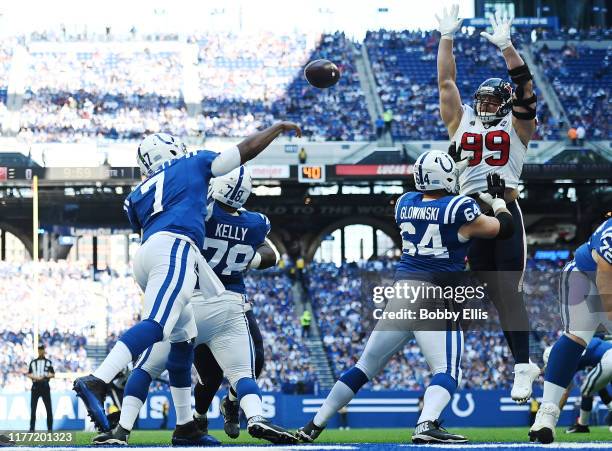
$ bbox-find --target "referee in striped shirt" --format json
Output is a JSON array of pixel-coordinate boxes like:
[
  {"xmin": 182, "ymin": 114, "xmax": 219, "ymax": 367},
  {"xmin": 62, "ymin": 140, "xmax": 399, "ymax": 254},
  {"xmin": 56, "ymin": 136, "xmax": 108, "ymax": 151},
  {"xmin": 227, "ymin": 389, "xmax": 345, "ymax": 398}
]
[{"xmin": 28, "ymin": 345, "xmax": 54, "ymax": 431}]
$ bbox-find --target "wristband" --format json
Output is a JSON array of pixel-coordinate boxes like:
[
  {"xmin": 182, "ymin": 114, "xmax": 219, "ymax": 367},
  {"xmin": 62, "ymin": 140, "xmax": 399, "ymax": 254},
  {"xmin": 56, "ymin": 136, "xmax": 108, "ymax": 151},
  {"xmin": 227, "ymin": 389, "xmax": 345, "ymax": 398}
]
[
  {"xmin": 248, "ymin": 252, "xmax": 262, "ymax": 269},
  {"xmin": 441, "ymin": 34, "xmax": 454, "ymax": 41},
  {"xmin": 491, "ymin": 198, "xmax": 507, "ymax": 215}
]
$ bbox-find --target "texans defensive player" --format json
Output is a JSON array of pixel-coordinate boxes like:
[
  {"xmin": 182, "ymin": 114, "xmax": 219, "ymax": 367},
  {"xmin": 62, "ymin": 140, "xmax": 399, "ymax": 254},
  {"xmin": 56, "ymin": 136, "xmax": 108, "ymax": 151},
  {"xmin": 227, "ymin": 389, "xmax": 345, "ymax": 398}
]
[
  {"xmin": 74, "ymin": 122, "xmax": 301, "ymax": 440},
  {"xmin": 298, "ymin": 150, "xmax": 515, "ymax": 444},
  {"xmin": 530, "ymin": 218, "xmax": 612, "ymax": 443},
  {"xmin": 542, "ymin": 337, "xmax": 612, "ymax": 434},
  {"xmin": 436, "ymin": 5, "xmax": 539, "ymax": 402},
  {"xmin": 93, "ymin": 167, "xmax": 296, "ymax": 446}
]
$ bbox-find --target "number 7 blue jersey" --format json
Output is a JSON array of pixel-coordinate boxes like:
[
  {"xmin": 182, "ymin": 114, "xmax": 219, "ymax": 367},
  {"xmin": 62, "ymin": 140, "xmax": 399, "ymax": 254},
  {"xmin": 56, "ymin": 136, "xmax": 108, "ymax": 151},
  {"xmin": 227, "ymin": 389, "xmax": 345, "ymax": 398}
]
[
  {"xmin": 394, "ymin": 192, "xmax": 481, "ymax": 277},
  {"xmin": 124, "ymin": 150, "xmax": 218, "ymax": 248}
]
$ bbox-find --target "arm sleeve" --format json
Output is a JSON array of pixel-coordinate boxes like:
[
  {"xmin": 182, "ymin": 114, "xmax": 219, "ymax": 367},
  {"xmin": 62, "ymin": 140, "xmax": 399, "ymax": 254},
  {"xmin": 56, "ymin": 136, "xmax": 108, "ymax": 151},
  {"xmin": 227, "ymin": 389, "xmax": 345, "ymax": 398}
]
[
  {"xmin": 210, "ymin": 146, "xmax": 241, "ymax": 177},
  {"xmin": 458, "ymin": 198, "xmax": 482, "ymax": 225},
  {"xmin": 123, "ymin": 198, "xmax": 140, "ymax": 232},
  {"xmin": 47, "ymin": 361, "xmax": 55, "ymax": 374},
  {"xmin": 596, "ymin": 229, "xmax": 612, "ymax": 265}
]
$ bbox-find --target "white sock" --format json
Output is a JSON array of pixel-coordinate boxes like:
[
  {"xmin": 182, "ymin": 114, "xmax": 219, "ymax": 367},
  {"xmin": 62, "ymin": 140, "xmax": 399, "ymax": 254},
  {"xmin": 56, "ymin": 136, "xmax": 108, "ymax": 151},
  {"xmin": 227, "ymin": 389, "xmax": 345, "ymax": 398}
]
[
  {"xmin": 313, "ymin": 381, "xmax": 354, "ymax": 428},
  {"xmin": 118, "ymin": 396, "xmax": 143, "ymax": 431},
  {"xmin": 228, "ymin": 389, "xmax": 237, "ymax": 402},
  {"xmin": 170, "ymin": 386, "xmax": 193, "ymax": 426},
  {"xmin": 93, "ymin": 341, "xmax": 132, "ymax": 384},
  {"xmin": 579, "ymin": 409, "xmax": 590, "ymax": 425},
  {"xmin": 542, "ymin": 381, "xmax": 567, "ymax": 406},
  {"xmin": 418, "ymin": 385, "xmax": 451, "ymax": 423},
  {"xmin": 240, "ymin": 394, "xmax": 263, "ymax": 419}
]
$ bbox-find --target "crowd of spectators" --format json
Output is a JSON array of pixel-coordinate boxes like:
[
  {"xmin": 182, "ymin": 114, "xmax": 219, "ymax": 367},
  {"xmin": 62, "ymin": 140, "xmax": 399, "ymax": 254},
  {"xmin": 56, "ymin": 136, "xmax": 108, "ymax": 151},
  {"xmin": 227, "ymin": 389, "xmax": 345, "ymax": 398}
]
[
  {"xmin": 534, "ymin": 43, "xmax": 611, "ymax": 140},
  {"xmin": 365, "ymin": 29, "xmax": 562, "ymax": 140},
  {"xmin": 0, "ymin": 261, "xmax": 313, "ymax": 394},
  {"xmin": 3, "ymin": 28, "xmax": 610, "ymax": 143},
  {"xmin": 306, "ymin": 257, "xmax": 568, "ymax": 391}
]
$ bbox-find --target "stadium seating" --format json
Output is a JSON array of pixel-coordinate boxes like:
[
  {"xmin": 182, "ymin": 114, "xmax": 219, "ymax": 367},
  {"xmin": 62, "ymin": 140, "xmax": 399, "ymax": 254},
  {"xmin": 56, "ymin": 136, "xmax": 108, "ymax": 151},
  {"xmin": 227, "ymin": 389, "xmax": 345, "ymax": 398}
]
[
  {"xmin": 534, "ymin": 44, "xmax": 611, "ymax": 139},
  {"xmin": 364, "ymin": 29, "xmax": 562, "ymax": 140},
  {"xmin": 305, "ymin": 259, "xmax": 565, "ymax": 391},
  {"xmin": 0, "ymin": 261, "xmax": 313, "ymax": 393}
]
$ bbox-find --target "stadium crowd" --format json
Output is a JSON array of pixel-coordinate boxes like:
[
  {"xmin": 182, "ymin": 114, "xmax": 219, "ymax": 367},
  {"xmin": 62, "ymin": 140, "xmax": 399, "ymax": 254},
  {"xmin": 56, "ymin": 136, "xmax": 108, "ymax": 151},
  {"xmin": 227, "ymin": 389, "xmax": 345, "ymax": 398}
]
[
  {"xmin": 364, "ymin": 29, "xmax": 562, "ymax": 140},
  {"xmin": 0, "ymin": 261, "xmax": 314, "ymax": 393},
  {"xmin": 10, "ymin": 29, "xmax": 603, "ymax": 143},
  {"xmin": 305, "ymin": 258, "xmax": 567, "ymax": 391}
]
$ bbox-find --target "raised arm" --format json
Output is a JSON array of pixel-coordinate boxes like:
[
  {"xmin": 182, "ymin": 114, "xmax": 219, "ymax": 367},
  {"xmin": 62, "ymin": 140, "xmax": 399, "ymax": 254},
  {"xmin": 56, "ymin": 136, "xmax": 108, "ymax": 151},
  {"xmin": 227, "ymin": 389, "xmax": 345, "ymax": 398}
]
[
  {"xmin": 249, "ymin": 242, "xmax": 279, "ymax": 270},
  {"xmin": 481, "ymin": 13, "xmax": 536, "ymax": 146},
  {"xmin": 436, "ymin": 4, "xmax": 464, "ymax": 137},
  {"xmin": 211, "ymin": 122, "xmax": 301, "ymax": 177}
]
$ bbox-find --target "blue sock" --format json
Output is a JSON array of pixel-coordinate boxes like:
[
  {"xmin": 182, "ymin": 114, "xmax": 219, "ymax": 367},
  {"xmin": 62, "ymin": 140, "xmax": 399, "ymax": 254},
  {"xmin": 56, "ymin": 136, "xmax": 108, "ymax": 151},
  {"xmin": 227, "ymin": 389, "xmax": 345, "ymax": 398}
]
[
  {"xmin": 430, "ymin": 373, "xmax": 458, "ymax": 395},
  {"xmin": 166, "ymin": 341, "xmax": 194, "ymax": 388},
  {"xmin": 339, "ymin": 367, "xmax": 369, "ymax": 394},
  {"xmin": 123, "ymin": 368, "xmax": 152, "ymax": 402},
  {"xmin": 120, "ymin": 320, "xmax": 163, "ymax": 358},
  {"xmin": 545, "ymin": 335, "xmax": 585, "ymax": 388},
  {"xmin": 236, "ymin": 377, "xmax": 261, "ymax": 400}
]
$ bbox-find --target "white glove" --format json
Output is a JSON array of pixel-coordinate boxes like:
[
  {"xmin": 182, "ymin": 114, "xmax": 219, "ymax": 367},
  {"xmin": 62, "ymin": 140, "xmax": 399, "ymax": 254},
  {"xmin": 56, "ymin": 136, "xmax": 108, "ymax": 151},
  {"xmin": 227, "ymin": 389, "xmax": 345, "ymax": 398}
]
[
  {"xmin": 480, "ymin": 11, "xmax": 514, "ymax": 50},
  {"xmin": 478, "ymin": 192, "xmax": 506, "ymax": 214},
  {"xmin": 435, "ymin": 4, "xmax": 463, "ymax": 40}
]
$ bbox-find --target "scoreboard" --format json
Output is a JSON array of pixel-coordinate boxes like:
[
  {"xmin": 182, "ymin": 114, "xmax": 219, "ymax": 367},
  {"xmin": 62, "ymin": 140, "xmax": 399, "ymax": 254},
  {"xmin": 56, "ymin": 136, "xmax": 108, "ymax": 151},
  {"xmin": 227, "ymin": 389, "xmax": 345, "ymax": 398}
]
[{"xmin": 298, "ymin": 165, "xmax": 326, "ymax": 183}]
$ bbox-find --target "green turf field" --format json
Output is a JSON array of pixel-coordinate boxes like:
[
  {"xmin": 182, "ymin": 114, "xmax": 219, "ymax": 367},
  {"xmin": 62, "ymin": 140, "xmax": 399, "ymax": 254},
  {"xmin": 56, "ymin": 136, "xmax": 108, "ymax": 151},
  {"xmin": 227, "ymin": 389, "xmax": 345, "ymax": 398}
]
[{"xmin": 71, "ymin": 427, "xmax": 611, "ymax": 445}]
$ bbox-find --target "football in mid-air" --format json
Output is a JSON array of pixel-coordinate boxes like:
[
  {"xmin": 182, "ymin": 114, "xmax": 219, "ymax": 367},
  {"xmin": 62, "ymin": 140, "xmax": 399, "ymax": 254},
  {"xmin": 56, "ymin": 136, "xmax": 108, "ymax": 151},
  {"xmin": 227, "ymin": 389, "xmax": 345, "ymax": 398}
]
[{"xmin": 304, "ymin": 59, "xmax": 340, "ymax": 88}]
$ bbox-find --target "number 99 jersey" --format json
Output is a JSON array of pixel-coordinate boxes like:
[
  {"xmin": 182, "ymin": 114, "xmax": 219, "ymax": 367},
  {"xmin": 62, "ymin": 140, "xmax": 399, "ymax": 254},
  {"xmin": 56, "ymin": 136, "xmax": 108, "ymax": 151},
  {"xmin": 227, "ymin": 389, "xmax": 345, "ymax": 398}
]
[
  {"xmin": 452, "ymin": 105, "xmax": 527, "ymax": 196},
  {"xmin": 201, "ymin": 201, "xmax": 271, "ymax": 294},
  {"xmin": 394, "ymin": 192, "xmax": 481, "ymax": 279}
]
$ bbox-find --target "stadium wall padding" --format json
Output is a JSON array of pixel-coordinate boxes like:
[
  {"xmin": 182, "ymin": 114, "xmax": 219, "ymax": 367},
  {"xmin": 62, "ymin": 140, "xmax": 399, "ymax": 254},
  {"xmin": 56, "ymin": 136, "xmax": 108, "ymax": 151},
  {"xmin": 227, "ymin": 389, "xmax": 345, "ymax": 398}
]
[{"xmin": 0, "ymin": 389, "xmax": 597, "ymax": 430}]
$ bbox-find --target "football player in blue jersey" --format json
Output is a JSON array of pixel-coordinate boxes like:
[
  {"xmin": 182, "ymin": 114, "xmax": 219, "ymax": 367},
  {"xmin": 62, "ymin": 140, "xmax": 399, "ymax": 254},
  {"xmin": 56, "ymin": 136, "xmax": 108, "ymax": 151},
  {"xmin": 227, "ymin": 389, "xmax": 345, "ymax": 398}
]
[
  {"xmin": 92, "ymin": 167, "xmax": 297, "ymax": 445},
  {"xmin": 298, "ymin": 150, "xmax": 515, "ymax": 444},
  {"xmin": 74, "ymin": 123, "xmax": 301, "ymax": 441},
  {"xmin": 530, "ymin": 217, "xmax": 612, "ymax": 444},
  {"xmin": 541, "ymin": 337, "xmax": 612, "ymax": 434}
]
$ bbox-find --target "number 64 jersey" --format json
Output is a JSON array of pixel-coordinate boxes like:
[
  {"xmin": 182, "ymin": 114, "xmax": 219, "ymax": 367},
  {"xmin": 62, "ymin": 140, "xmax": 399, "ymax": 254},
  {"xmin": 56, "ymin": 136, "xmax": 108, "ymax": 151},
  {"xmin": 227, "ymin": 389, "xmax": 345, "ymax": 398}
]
[
  {"xmin": 394, "ymin": 191, "xmax": 481, "ymax": 279},
  {"xmin": 201, "ymin": 201, "xmax": 271, "ymax": 294},
  {"xmin": 452, "ymin": 105, "xmax": 527, "ymax": 196}
]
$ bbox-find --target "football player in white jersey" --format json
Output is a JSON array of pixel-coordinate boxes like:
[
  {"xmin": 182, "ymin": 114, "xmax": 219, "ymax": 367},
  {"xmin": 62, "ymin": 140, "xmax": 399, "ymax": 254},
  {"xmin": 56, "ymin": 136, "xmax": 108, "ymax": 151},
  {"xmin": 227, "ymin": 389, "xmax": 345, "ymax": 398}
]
[{"xmin": 436, "ymin": 5, "xmax": 539, "ymax": 403}]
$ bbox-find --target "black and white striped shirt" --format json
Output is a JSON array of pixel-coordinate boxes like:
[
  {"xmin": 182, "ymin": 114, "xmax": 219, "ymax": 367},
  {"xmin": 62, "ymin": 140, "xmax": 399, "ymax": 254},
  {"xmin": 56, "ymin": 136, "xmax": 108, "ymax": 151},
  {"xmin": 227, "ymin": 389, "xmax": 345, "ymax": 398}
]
[{"xmin": 28, "ymin": 358, "xmax": 54, "ymax": 389}]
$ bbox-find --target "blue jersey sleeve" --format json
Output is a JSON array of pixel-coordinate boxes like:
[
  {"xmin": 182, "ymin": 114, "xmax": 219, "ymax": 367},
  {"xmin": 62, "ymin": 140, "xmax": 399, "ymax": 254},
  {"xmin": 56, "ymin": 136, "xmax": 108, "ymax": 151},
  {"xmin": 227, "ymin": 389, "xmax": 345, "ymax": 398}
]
[
  {"xmin": 194, "ymin": 150, "xmax": 220, "ymax": 175},
  {"xmin": 450, "ymin": 196, "xmax": 481, "ymax": 226},
  {"xmin": 123, "ymin": 196, "xmax": 141, "ymax": 232},
  {"xmin": 596, "ymin": 224, "xmax": 612, "ymax": 265}
]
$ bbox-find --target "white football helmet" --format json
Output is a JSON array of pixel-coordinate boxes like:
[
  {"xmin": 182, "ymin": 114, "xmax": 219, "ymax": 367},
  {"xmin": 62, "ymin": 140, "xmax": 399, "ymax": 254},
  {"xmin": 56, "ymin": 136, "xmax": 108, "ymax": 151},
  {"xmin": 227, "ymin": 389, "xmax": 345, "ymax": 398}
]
[
  {"xmin": 137, "ymin": 133, "xmax": 187, "ymax": 177},
  {"xmin": 413, "ymin": 150, "xmax": 459, "ymax": 193},
  {"xmin": 209, "ymin": 166, "xmax": 252, "ymax": 209}
]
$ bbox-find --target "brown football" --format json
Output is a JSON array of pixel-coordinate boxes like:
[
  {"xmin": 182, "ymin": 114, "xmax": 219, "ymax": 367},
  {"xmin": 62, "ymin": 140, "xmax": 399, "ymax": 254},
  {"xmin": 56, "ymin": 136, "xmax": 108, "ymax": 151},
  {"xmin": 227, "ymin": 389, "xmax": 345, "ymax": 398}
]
[{"xmin": 304, "ymin": 59, "xmax": 340, "ymax": 89}]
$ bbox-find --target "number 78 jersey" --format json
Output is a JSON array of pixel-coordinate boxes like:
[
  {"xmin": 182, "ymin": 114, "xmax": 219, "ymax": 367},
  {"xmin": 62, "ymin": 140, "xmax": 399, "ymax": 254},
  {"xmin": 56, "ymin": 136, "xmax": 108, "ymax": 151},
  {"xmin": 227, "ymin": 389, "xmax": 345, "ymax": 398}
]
[
  {"xmin": 394, "ymin": 192, "xmax": 481, "ymax": 275},
  {"xmin": 201, "ymin": 201, "xmax": 271, "ymax": 294},
  {"xmin": 452, "ymin": 105, "xmax": 527, "ymax": 196}
]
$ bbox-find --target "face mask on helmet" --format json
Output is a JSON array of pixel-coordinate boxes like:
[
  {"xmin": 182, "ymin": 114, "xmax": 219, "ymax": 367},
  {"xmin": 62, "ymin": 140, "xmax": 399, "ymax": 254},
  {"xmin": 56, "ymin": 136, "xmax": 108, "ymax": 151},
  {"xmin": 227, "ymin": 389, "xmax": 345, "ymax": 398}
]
[
  {"xmin": 137, "ymin": 133, "xmax": 187, "ymax": 177},
  {"xmin": 210, "ymin": 166, "xmax": 253, "ymax": 209},
  {"xmin": 413, "ymin": 150, "xmax": 458, "ymax": 194},
  {"xmin": 473, "ymin": 79, "xmax": 513, "ymax": 126}
]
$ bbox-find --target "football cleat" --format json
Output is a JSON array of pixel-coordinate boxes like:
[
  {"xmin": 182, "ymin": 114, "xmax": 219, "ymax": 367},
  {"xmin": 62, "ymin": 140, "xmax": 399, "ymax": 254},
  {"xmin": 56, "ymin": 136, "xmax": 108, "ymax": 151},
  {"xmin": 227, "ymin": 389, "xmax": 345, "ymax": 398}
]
[
  {"xmin": 412, "ymin": 420, "xmax": 468, "ymax": 444},
  {"xmin": 92, "ymin": 425, "xmax": 130, "ymax": 446},
  {"xmin": 220, "ymin": 396, "xmax": 240, "ymax": 439},
  {"xmin": 566, "ymin": 423, "xmax": 590, "ymax": 433},
  {"xmin": 247, "ymin": 415, "xmax": 298, "ymax": 444},
  {"xmin": 0, "ymin": 434, "xmax": 15, "ymax": 447},
  {"xmin": 171, "ymin": 420, "xmax": 221, "ymax": 447},
  {"xmin": 297, "ymin": 420, "xmax": 325, "ymax": 442},
  {"xmin": 511, "ymin": 362, "xmax": 540, "ymax": 403},
  {"xmin": 529, "ymin": 402, "xmax": 560, "ymax": 444},
  {"xmin": 193, "ymin": 413, "xmax": 210, "ymax": 435},
  {"xmin": 73, "ymin": 375, "xmax": 111, "ymax": 432}
]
